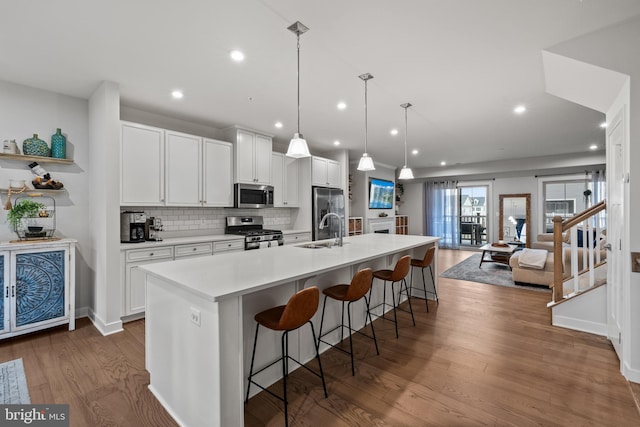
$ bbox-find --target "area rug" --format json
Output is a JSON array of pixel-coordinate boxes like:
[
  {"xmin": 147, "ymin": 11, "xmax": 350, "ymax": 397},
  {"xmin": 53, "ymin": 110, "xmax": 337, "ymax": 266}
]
[
  {"xmin": 440, "ymin": 253, "xmax": 550, "ymax": 292},
  {"xmin": 0, "ymin": 358, "xmax": 31, "ymax": 404}
]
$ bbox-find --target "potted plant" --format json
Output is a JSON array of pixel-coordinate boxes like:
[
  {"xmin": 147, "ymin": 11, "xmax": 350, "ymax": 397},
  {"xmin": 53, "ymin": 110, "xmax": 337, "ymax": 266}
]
[{"xmin": 6, "ymin": 199, "xmax": 46, "ymax": 231}]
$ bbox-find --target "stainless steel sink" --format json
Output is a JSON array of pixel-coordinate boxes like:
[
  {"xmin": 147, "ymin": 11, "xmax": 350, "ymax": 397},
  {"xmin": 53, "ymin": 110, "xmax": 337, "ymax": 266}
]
[{"xmin": 296, "ymin": 241, "xmax": 348, "ymax": 249}]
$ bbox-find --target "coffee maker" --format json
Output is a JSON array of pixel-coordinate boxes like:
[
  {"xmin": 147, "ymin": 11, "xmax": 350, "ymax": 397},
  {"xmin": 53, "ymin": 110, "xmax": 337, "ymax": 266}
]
[
  {"xmin": 145, "ymin": 217, "xmax": 163, "ymax": 241},
  {"xmin": 120, "ymin": 211, "xmax": 146, "ymax": 243}
]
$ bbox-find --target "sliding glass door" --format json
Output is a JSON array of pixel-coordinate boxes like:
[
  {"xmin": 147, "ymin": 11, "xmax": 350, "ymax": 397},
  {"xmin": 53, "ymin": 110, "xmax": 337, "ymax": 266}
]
[{"xmin": 458, "ymin": 185, "xmax": 488, "ymax": 247}]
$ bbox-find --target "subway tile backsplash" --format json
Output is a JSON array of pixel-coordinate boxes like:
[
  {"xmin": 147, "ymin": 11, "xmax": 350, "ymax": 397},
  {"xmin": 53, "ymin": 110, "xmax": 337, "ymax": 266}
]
[{"xmin": 122, "ymin": 207, "xmax": 292, "ymax": 234}]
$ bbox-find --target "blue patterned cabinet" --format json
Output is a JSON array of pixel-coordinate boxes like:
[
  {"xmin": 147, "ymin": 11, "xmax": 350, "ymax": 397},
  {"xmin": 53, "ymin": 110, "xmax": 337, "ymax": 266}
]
[{"xmin": 0, "ymin": 241, "xmax": 76, "ymax": 340}]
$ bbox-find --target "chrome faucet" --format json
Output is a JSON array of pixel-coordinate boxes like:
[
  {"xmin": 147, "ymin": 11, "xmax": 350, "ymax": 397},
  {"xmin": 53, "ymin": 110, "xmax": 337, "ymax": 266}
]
[{"xmin": 319, "ymin": 212, "xmax": 343, "ymax": 247}]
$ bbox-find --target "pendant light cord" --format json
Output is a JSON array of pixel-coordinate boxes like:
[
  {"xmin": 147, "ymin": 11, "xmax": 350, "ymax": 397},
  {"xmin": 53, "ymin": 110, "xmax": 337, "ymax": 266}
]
[
  {"xmin": 297, "ymin": 34, "xmax": 301, "ymax": 134},
  {"xmin": 404, "ymin": 106, "xmax": 408, "ymax": 166},
  {"xmin": 364, "ymin": 78, "xmax": 368, "ymax": 153}
]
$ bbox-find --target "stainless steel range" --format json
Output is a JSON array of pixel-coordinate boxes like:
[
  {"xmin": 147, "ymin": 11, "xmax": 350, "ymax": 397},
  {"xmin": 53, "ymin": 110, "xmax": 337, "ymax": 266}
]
[{"xmin": 225, "ymin": 216, "xmax": 284, "ymax": 250}]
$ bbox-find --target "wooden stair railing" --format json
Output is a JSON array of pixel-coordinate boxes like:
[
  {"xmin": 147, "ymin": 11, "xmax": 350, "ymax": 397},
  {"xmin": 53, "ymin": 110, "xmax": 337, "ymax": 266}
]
[{"xmin": 552, "ymin": 200, "xmax": 607, "ymax": 303}]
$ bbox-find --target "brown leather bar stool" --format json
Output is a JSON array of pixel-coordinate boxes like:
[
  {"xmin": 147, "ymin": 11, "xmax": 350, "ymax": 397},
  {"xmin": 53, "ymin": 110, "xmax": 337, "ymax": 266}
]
[
  {"xmin": 408, "ymin": 246, "xmax": 438, "ymax": 312},
  {"xmin": 317, "ymin": 268, "xmax": 379, "ymax": 376},
  {"xmin": 245, "ymin": 286, "xmax": 328, "ymax": 427},
  {"xmin": 369, "ymin": 255, "xmax": 415, "ymax": 339}
]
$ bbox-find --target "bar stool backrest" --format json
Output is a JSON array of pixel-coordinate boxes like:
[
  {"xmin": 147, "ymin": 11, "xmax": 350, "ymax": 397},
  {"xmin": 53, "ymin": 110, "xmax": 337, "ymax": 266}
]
[
  {"xmin": 390, "ymin": 255, "xmax": 411, "ymax": 281},
  {"xmin": 345, "ymin": 268, "xmax": 373, "ymax": 301},
  {"xmin": 416, "ymin": 247, "xmax": 435, "ymax": 268},
  {"xmin": 279, "ymin": 286, "xmax": 320, "ymax": 330}
]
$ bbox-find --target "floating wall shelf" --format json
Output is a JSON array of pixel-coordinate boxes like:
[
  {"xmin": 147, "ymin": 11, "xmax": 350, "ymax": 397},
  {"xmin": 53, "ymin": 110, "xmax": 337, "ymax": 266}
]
[{"xmin": 0, "ymin": 153, "xmax": 74, "ymax": 165}]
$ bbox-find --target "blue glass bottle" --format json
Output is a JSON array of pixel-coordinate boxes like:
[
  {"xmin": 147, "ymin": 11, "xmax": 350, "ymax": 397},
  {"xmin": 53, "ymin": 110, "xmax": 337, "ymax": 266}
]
[{"xmin": 51, "ymin": 128, "xmax": 66, "ymax": 159}]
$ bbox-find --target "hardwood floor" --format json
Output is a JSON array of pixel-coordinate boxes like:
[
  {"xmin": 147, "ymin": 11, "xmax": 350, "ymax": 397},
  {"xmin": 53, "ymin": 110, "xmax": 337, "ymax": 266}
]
[{"xmin": 1, "ymin": 249, "xmax": 638, "ymax": 426}]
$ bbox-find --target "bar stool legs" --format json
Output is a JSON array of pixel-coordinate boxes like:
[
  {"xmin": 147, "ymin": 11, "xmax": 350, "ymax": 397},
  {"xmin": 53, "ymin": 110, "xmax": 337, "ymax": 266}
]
[
  {"xmin": 245, "ymin": 287, "xmax": 327, "ymax": 427},
  {"xmin": 369, "ymin": 255, "xmax": 415, "ymax": 339},
  {"xmin": 317, "ymin": 268, "xmax": 379, "ymax": 376},
  {"xmin": 408, "ymin": 247, "xmax": 438, "ymax": 312}
]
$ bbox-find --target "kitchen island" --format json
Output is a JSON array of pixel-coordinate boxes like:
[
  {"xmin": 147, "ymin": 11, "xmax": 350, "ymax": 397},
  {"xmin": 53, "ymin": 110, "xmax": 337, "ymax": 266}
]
[{"xmin": 142, "ymin": 233, "xmax": 439, "ymax": 427}]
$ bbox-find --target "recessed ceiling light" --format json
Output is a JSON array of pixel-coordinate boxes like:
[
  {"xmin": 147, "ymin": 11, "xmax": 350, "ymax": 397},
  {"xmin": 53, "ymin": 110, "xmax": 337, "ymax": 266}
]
[
  {"xmin": 589, "ymin": 144, "xmax": 598, "ymax": 150},
  {"xmin": 230, "ymin": 50, "xmax": 245, "ymax": 62},
  {"xmin": 390, "ymin": 129, "xmax": 399, "ymax": 136},
  {"xmin": 171, "ymin": 90, "xmax": 184, "ymax": 99},
  {"xmin": 514, "ymin": 105, "xmax": 526, "ymax": 114},
  {"xmin": 333, "ymin": 140, "xmax": 340, "ymax": 146},
  {"xmin": 337, "ymin": 102, "xmax": 346, "ymax": 110},
  {"xmin": 274, "ymin": 122, "xmax": 283, "ymax": 128},
  {"xmin": 440, "ymin": 161, "xmax": 446, "ymax": 166},
  {"xmin": 411, "ymin": 149, "xmax": 418, "ymax": 155},
  {"xmin": 600, "ymin": 122, "xmax": 607, "ymax": 128}
]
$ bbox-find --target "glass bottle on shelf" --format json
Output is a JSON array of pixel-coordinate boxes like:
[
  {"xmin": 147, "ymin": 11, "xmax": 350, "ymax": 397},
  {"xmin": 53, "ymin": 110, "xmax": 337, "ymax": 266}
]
[{"xmin": 51, "ymin": 128, "xmax": 66, "ymax": 159}]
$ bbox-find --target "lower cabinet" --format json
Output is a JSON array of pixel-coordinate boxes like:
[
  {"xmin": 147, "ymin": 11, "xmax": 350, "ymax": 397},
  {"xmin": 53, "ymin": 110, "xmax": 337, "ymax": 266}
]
[
  {"xmin": 1, "ymin": 241, "xmax": 76, "ymax": 340},
  {"xmin": 283, "ymin": 232, "xmax": 312, "ymax": 245},
  {"xmin": 121, "ymin": 238, "xmax": 244, "ymax": 319}
]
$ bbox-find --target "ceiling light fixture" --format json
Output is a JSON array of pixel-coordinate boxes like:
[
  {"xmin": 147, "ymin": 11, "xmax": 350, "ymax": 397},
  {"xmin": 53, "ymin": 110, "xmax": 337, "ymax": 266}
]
[
  {"xmin": 412, "ymin": 149, "xmax": 418, "ymax": 155},
  {"xmin": 357, "ymin": 73, "xmax": 375, "ymax": 171},
  {"xmin": 286, "ymin": 21, "xmax": 311, "ymax": 158},
  {"xmin": 514, "ymin": 105, "xmax": 526, "ymax": 114},
  {"xmin": 171, "ymin": 90, "xmax": 184, "ymax": 99},
  {"xmin": 440, "ymin": 161, "xmax": 446, "ymax": 166},
  {"xmin": 390, "ymin": 129, "xmax": 399, "ymax": 136},
  {"xmin": 230, "ymin": 50, "xmax": 245, "ymax": 62},
  {"xmin": 589, "ymin": 144, "xmax": 598, "ymax": 150},
  {"xmin": 398, "ymin": 103, "xmax": 414, "ymax": 180},
  {"xmin": 600, "ymin": 122, "xmax": 608, "ymax": 128},
  {"xmin": 274, "ymin": 122, "xmax": 283, "ymax": 128},
  {"xmin": 337, "ymin": 102, "xmax": 347, "ymax": 110},
  {"xmin": 333, "ymin": 140, "xmax": 340, "ymax": 146}
]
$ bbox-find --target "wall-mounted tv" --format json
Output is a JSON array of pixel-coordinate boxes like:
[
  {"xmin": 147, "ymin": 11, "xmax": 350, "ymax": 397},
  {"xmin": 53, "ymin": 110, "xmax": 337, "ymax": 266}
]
[{"xmin": 369, "ymin": 178, "xmax": 395, "ymax": 209}]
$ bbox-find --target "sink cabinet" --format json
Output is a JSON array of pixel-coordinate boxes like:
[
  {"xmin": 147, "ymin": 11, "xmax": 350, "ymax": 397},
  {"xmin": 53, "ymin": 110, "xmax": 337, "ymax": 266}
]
[{"xmin": 0, "ymin": 241, "xmax": 76, "ymax": 340}]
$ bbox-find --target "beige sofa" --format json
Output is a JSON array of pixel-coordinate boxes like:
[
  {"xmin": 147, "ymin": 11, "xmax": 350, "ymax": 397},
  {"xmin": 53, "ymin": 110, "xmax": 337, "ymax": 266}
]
[{"xmin": 509, "ymin": 232, "xmax": 606, "ymax": 287}]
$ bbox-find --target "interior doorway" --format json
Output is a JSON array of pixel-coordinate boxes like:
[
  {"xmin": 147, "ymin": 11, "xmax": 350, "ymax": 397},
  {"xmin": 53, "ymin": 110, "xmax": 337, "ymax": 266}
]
[{"xmin": 458, "ymin": 185, "xmax": 488, "ymax": 247}]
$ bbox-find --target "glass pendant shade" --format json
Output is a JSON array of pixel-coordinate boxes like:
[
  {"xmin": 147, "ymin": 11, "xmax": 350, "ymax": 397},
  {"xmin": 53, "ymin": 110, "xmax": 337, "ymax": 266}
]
[
  {"xmin": 357, "ymin": 153, "xmax": 375, "ymax": 171},
  {"xmin": 286, "ymin": 133, "xmax": 310, "ymax": 158},
  {"xmin": 398, "ymin": 166, "xmax": 414, "ymax": 180}
]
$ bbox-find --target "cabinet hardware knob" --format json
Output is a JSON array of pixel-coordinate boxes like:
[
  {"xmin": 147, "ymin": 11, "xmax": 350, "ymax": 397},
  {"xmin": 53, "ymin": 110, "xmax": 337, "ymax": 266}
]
[
  {"xmin": 11, "ymin": 285, "xmax": 15, "ymax": 297},
  {"xmin": 150, "ymin": 253, "xmax": 154, "ymax": 256},
  {"xmin": 193, "ymin": 248, "xmax": 197, "ymax": 251}
]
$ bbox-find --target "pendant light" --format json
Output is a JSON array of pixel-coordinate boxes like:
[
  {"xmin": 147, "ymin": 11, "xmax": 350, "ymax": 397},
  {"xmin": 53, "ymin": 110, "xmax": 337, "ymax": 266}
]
[
  {"xmin": 357, "ymin": 73, "xmax": 375, "ymax": 171},
  {"xmin": 398, "ymin": 103, "xmax": 414, "ymax": 180},
  {"xmin": 286, "ymin": 21, "xmax": 311, "ymax": 158}
]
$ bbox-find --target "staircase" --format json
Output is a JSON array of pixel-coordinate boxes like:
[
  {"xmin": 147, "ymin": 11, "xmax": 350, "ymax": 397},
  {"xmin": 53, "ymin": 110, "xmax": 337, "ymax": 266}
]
[{"xmin": 546, "ymin": 200, "xmax": 608, "ymax": 335}]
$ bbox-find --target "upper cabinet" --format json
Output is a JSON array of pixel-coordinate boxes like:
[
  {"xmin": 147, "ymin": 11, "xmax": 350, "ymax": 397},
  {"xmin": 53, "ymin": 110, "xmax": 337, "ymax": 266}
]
[
  {"xmin": 121, "ymin": 122, "xmax": 233, "ymax": 207},
  {"xmin": 311, "ymin": 156, "xmax": 341, "ymax": 188},
  {"xmin": 121, "ymin": 122, "xmax": 165, "ymax": 206},
  {"xmin": 271, "ymin": 152, "xmax": 300, "ymax": 207},
  {"xmin": 226, "ymin": 127, "xmax": 272, "ymax": 185}
]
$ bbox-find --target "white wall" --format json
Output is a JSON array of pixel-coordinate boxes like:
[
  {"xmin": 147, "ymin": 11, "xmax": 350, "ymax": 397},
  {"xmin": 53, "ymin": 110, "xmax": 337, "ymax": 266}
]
[
  {"xmin": 398, "ymin": 182, "xmax": 424, "ymax": 235},
  {"xmin": 0, "ymin": 80, "xmax": 92, "ymax": 312}
]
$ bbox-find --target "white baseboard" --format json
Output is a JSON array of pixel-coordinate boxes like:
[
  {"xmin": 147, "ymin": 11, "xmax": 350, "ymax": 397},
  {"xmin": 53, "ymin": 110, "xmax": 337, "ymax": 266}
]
[
  {"xmin": 88, "ymin": 308, "xmax": 124, "ymax": 336},
  {"xmin": 623, "ymin": 360, "xmax": 640, "ymax": 384},
  {"xmin": 552, "ymin": 315, "xmax": 607, "ymax": 336}
]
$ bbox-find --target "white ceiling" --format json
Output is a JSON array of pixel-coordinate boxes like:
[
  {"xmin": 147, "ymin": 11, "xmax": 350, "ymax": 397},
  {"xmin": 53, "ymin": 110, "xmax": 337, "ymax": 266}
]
[{"xmin": 2, "ymin": 1, "xmax": 639, "ymax": 173}]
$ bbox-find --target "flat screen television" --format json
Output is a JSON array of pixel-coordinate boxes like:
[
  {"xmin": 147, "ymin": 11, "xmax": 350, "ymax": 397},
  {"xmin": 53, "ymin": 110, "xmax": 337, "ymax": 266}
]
[{"xmin": 369, "ymin": 178, "xmax": 395, "ymax": 209}]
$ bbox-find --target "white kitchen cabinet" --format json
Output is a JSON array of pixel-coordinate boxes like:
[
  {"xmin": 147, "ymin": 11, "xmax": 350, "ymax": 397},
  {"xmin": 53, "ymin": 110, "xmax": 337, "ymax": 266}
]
[
  {"xmin": 213, "ymin": 239, "xmax": 244, "ymax": 253},
  {"xmin": 271, "ymin": 153, "xmax": 300, "ymax": 207},
  {"xmin": 227, "ymin": 127, "xmax": 272, "ymax": 185},
  {"xmin": 283, "ymin": 232, "xmax": 311, "ymax": 245},
  {"xmin": 121, "ymin": 122, "xmax": 165, "ymax": 205},
  {"xmin": 202, "ymin": 139, "xmax": 234, "ymax": 207},
  {"xmin": 175, "ymin": 242, "xmax": 213, "ymax": 258},
  {"xmin": 165, "ymin": 130, "xmax": 202, "ymax": 206},
  {"xmin": 124, "ymin": 246, "xmax": 173, "ymax": 317},
  {"xmin": 1, "ymin": 241, "xmax": 76, "ymax": 340},
  {"xmin": 311, "ymin": 156, "xmax": 341, "ymax": 188}
]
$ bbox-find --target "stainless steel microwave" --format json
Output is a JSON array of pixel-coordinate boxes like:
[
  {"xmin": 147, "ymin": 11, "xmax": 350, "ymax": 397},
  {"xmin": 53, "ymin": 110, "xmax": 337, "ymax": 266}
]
[{"xmin": 234, "ymin": 183, "xmax": 274, "ymax": 208}]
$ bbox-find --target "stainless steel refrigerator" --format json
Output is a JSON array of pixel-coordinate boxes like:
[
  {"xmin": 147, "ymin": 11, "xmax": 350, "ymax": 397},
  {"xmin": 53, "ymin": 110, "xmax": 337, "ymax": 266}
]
[{"xmin": 312, "ymin": 187, "xmax": 345, "ymax": 241}]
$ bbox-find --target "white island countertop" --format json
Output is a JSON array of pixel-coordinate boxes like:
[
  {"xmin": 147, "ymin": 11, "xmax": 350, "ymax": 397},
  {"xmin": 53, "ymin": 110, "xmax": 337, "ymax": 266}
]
[{"xmin": 142, "ymin": 233, "xmax": 439, "ymax": 302}]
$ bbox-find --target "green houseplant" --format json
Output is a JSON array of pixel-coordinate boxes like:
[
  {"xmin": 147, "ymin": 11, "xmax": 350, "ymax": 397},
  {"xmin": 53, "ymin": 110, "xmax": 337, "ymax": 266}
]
[{"xmin": 7, "ymin": 199, "xmax": 46, "ymax": 231}]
